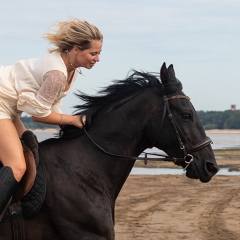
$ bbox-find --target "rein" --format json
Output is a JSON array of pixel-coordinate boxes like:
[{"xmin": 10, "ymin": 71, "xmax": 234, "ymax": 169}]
[{"xmin": 82, "ymin": 94, "xmax": 212, "ymax": 171}]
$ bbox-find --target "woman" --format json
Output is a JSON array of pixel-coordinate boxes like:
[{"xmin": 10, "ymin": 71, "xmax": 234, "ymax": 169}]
[{"xmin": 0, "ymin": 18, "xmax": 103, "ymax": 220}]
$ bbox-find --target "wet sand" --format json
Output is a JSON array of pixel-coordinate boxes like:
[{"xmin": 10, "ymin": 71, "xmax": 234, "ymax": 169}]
[{"xmin": 115, "ymin": 150, "xmax": 240, "ymax": 240}]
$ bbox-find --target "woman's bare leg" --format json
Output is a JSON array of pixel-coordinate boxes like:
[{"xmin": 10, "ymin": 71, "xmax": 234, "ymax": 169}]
[
  {"xmin": 13, "ymin": 118, "xmax": 26, "ymax": 137},
  {"xmin": 0, "ymin": 119, "xmax": 26, "ymax": 181}
]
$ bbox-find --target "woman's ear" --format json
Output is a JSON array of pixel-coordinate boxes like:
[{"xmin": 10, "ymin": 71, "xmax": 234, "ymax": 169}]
[{"xmin": 73, "ymin": 45, "xmax": 79, "ymax": 55}]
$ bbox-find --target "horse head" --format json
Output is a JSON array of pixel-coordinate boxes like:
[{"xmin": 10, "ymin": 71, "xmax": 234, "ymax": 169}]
[{"xmin": 150, "ymin": 62, "xmax": 219, "ymax": 182}]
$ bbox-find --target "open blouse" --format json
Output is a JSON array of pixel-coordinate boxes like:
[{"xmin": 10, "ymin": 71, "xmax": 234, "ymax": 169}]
[{"xmin": 0, "ymin": 51, "xmax": 77, "ymax": 119}]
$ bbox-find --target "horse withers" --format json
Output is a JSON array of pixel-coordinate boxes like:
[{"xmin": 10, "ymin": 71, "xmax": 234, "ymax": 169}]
[{"xmin": 0, "ymin": 63, "xmax": 219, "ymax": 240}]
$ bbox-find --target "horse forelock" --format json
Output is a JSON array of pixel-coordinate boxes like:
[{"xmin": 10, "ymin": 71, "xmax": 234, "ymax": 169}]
[{"xmin": 162, "ymin": 80, "xmax": 183, "ymax": 95}]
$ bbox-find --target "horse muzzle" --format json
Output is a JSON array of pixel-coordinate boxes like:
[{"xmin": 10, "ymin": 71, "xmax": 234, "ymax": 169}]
[{"xmin": 186, "ymin": 158, "xmax": 219, "ymax": 183}]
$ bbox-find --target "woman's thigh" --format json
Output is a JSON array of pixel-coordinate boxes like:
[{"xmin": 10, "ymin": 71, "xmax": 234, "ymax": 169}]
[{"xmin": 0, "ymin": 119, "xmax": 26, "ymax": 181}]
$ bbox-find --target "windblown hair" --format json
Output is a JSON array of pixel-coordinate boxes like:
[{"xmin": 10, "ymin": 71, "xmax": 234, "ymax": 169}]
[{"xmin": 43, "ymin": 18, "xmax": 103, "ymax": 53}]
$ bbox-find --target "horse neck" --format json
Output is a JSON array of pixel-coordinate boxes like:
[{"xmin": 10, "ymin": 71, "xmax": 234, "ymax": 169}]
[
  {"xmin": 91, "ymin": 90, "xmax": 158, "ymax": 157},
  {"xmin": 83, "ymin": 90, "xmax": 160, "ymax": 189}
]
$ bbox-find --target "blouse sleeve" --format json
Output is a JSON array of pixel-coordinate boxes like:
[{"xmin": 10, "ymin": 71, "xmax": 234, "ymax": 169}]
[
  {"xmin": 36, "ymin": 70, "xmax": 66, "ymax": 106},
  {"xmin": 17, "ymin": 70, "xmax": 66, "ymax": 117},
  {"xmin": 51, "ymin": 99, "xmax": 63, "ymax": 114}
]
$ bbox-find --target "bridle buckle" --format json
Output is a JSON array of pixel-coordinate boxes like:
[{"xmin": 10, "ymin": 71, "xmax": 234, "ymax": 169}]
[{"xmin": 183, "ymin": 154, "xmax": 194, "ymax": 171}]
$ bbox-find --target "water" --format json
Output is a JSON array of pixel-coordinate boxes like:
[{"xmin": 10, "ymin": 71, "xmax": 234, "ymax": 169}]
[
  {"xmin": 34, "ymin": 131, "xmax": 240, "ymax": 176},
  {"xmin": 35, "ymin": 131, "xmax": 240, "ymax": 150},
  {"xmin": 131, "ymin": 167, "xmax": 239, "ymax": 176},
  {"xmin": 35, "ymin": 131, "xmax": 58, "ymax": 142},
  {"xmin": 209, "ymin": 133, "xmax": 240, "ymax": 150}
]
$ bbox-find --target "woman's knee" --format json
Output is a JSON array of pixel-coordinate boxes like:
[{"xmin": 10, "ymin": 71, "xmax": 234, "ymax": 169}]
[{"xmin": 8, "ymin": 161, "xmax": 26, "ymax": 182}]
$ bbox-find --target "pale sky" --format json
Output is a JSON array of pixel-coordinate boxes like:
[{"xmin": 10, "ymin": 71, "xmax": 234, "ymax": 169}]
[{"xmin": 1, "ymin": 0, "xmax": 239, "ymax": 114}]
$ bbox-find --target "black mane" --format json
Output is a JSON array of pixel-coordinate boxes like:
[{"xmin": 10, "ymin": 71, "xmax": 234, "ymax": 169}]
[
  {"xmin": 59, "ymin": 70, "xmax": 182, "ymax": 138},
  {"xmin": 73, "ymin": 70, "xmax": 161, "ymax": 115}
]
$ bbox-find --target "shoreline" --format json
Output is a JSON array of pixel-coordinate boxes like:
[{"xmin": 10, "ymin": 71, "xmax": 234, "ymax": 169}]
[{"xmin": 32, "ymin": 128, "xmax": 59, "ymax": 133}]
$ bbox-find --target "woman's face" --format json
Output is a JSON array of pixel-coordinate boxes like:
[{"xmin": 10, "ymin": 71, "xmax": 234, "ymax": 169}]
[{"xmin": 75, "ymin": 40, "xmax": 103, "ymax": 69}]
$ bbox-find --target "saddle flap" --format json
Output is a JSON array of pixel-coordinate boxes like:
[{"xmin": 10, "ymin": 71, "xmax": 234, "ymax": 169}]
[{"xmin": 20, "ymin": 142, "xmax": 37, "ymax": 196}]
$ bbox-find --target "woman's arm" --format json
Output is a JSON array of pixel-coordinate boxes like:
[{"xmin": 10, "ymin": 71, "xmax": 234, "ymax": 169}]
[{"xmin": 32, "ymin": 112, "xmax": 86, "ymax": 128}]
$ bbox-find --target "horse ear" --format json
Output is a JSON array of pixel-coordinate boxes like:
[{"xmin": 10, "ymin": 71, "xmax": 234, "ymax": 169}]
[
  {"xmin": 160, "ymin": 62, "xmax": 182, "ymax": 93},
  {"xmin": 160, "ymin": 62, "xmax": 180, "ymax": 88},
  {"xmin": 168, "ymin": 64, "xmax": 176, "ymax": 79},
  {"xmin": 160, "ymin": 62, "xmax": 168, "ymax": 83}
]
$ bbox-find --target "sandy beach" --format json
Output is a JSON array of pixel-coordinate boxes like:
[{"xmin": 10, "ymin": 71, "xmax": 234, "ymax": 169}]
[
  {"xmin": 114, "ymin": 149, "xmax": 240, "ymax": 240},
  {"xmin": 206, "ymin": 129, "xmax": 240, "ymax": 134}
]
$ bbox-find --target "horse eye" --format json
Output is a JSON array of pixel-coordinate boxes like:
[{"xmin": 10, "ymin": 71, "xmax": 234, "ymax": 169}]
[{"xmin": 183, "ymin": 113, "xmax": 191, "ymax": 120}]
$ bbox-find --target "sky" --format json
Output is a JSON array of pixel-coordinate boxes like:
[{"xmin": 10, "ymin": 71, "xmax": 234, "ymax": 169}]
[{"xmin": 0, "ymin": 0, "xmax": 239, "ymax": 114}]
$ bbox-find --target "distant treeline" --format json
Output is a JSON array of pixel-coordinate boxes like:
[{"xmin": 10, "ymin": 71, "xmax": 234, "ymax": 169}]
[
  {"xmin": 197, "ymin": 110, "xmax": 240, "ymax": 130},
  {"xmin": 21, "ymin": 110, "xmax": 240, "ymax": 130},
  {"xmin": 20, "ymin": 116, "xmax": 59, "ymax": 130}
]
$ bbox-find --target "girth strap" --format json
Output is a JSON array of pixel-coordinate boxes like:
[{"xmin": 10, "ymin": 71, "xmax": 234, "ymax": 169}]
[{"xmin": 8, "ymin": 203, "xmax": 25, "ymax": 240}]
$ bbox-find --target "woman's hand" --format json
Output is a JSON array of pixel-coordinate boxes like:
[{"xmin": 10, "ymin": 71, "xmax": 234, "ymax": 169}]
[
  {"xmin": 32, "ymin": 112, "xmax": 87, "ymax": 128},
  {"xmin": 72, "ymin": 114, "xmax": 86, "ymax": 128}
]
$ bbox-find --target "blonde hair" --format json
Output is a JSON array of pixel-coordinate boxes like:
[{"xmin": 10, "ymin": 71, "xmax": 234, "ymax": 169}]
[{"xmin": 43, "ymin": 18, "xmax": 103, "ymax": 53}]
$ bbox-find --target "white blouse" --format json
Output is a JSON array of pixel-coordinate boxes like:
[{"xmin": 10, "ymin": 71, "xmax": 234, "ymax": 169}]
[{"xmin": 0, "ymin": 51, "xmax": 77, "ymax": 119}]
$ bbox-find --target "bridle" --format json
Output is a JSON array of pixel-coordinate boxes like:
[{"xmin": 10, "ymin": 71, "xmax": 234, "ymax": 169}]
[
  {"xmin": 82, "ymin": 94, "xmax": 212, "ymax": 171},
  {"xmin": 157, "ymin": 95, "xmax": 212, "ymax": 169}
]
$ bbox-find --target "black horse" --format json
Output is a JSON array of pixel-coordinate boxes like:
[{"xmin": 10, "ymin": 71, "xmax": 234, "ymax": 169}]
[{"xmin": 0, "ymin": 63, "xmax": 218, "ymax": 240}]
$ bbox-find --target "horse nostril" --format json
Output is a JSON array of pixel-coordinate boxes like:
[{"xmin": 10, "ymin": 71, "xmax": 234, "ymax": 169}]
[{"xmin": 206, "ymin": 162, "xmax": 219, "ymax": 174}]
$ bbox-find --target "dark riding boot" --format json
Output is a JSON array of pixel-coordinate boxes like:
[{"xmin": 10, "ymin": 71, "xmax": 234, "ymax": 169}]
[
  {"xmin": 0, "ymin": 166, "xmax": 19, "ymax": 221},
  {"xmin": 21, "ymin": 130, "xmax": 39, "ymax": 166}
]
